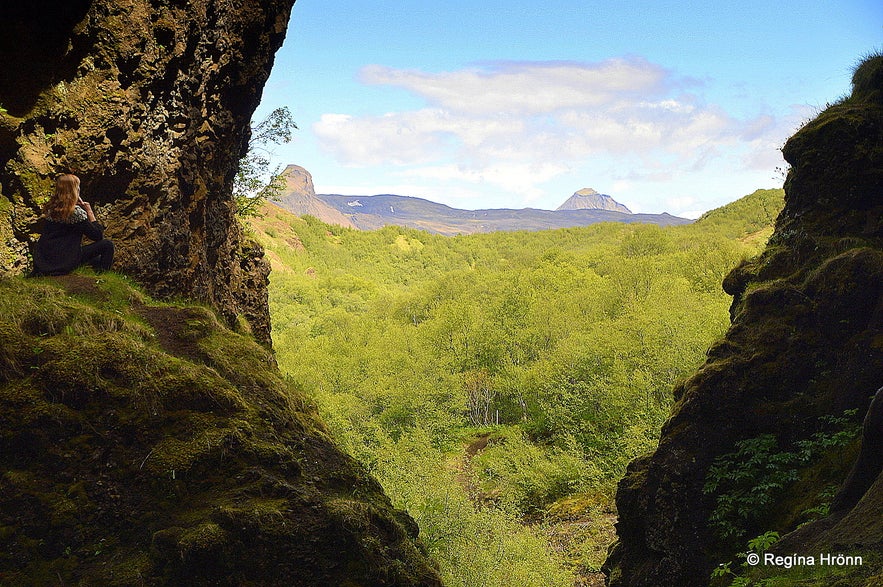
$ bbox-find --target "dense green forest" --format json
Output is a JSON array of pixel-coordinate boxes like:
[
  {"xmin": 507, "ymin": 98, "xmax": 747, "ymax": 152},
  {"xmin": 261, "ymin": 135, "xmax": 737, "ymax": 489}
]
[{"xmin": 249, "ymin": 189, "xmax": 784, "ymax": 586}]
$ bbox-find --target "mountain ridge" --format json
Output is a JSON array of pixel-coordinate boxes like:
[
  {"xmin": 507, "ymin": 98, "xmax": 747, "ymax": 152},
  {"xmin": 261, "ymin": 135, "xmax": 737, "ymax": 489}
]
[
  {"xmin": 272, "ymin": 166, "xmax": 689, "ymax": 235},
  {"xmin": 314, "ymin": 193, "xmax": 687, "ymax": 235}
]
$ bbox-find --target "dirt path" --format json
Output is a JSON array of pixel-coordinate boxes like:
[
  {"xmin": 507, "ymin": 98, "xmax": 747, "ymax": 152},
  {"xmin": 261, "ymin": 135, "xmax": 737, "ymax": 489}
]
[
  {"xmin": 135, "ymin": 304, "xmax": 208, "ymax": 362},
  {"xmin": 453, "ymin": 432, "xmax": 614, "ymax": 587}
]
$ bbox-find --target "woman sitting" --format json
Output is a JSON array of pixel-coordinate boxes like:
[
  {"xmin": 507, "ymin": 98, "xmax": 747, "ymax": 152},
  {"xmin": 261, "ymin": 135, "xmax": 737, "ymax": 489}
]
[{"xmin": 31, "ymin": 174, "xmax": 114, "ymax": 276}]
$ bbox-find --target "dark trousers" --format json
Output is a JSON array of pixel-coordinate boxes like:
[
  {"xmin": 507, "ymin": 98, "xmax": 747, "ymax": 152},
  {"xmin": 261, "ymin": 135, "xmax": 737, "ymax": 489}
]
[{"xmin": 81, "ymin": 239, "xmax": 114, "ymax": 272}]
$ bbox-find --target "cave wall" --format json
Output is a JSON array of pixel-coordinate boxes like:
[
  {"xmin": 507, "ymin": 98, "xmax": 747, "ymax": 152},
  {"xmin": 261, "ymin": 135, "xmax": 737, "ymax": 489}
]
[
  {"xmin": 604, "ymin": 55, "xmax": 883, "ymax": 586},
  {"xmin": 0, "ymin": 0, "xmax": 294, "ymax": 344}
]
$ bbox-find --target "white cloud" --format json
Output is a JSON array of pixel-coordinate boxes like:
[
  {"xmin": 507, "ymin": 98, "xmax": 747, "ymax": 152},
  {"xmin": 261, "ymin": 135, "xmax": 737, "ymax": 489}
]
[
  {"xmin": 359, "ymin": 57, "xmax": 672, "ymax": 114},
  {"xmin": 314, "ymin": 111, "xmax": 454, "ymax": 165},
  {"xmin": 398, "ymin": 162, "xmax": 570, "ymax": 203},
  {"xmin": 313, "ymin": 57, "xmax": 794, "ymax": 202}
]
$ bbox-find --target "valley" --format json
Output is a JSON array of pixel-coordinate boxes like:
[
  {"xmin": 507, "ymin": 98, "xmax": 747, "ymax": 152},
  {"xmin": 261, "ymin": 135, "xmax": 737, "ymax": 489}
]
[{"xmin": 250, "ymin": 188, "xmax": 783, "ymax": 585}]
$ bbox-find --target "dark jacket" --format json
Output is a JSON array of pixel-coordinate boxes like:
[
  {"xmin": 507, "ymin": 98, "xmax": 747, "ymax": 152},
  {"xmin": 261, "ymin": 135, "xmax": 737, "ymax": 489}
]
[{"xmin": 32, "ymin": 206, "xmax": 105, "ymax": 276}]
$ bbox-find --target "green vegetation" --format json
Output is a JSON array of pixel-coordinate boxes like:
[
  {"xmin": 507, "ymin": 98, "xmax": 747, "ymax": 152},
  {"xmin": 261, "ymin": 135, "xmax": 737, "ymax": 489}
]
[
  {"xmin": 712, "ymin": 531, "xmax": 781, "ymax": 587},
  {"xmin": 0, "ymin": 272, "xmax": 441, "ymax": 586},
  {"xmin": 252, "ymin": 188, "xmax": 784, "ymax": 584},
  {"xmin": 704, "ymin": 410, "xmax": 862, "ymax": 543},
  {"xmin": 712, "ymin": 532, "xmax": 881, "ymax": 587},
  {"xmin": 233, "ymin": 107, "xmax": 297, "ymax": 218}
]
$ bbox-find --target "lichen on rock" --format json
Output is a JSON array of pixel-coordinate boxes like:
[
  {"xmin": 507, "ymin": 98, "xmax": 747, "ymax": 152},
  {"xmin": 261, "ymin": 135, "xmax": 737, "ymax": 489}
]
[{"xmin": 604, "ymin": 53, "xmax": 883, "ymax": 586}]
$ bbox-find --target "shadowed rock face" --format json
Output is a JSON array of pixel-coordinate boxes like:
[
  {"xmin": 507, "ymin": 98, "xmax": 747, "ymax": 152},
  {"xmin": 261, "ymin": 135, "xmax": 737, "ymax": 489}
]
[
  {"xmin": 604, "ymin": 55, "xmax": 883, "ymax": 586},
  {"xmin": 0, "ymin": 0, "xmax": 295, "ymax": 344}
]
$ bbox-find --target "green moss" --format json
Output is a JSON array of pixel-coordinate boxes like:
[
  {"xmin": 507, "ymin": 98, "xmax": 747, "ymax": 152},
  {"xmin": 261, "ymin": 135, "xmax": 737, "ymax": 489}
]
[
  {"xmin": 178, "ymin": 522, "xmax": 228, "ymax": 555},
  {"xmin": 145, "ymin": 426, "xmax": 236, "ymax": 477},
  {"xmin": 850, "ymin": 52, "xmax": 883, "ymax": 102},
  {"xmin": 198, "ymin": 328, "xmax": 280, "ymax": 388},
  {"xmin": 215, "ymin": 498, "xmax": 289, "ymax": 527},
  {"xmin": 3, "ymin": 469, "xmax": 37, "ymax": 487},
  {"xmin": 101, "ymin": 551, "xmax": 152, "ymax": 586},
  {"xmin": 775, "ymin": 440, "xmax": 860, "ymax": 530},
  {"xmin": 0, "ymin": 274, "xmax": 441, "ymax": 586}
]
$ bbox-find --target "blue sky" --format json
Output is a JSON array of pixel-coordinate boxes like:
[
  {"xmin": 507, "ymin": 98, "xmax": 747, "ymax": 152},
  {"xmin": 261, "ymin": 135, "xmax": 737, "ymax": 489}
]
[{"xmin": 255, "ymin": 1, "xmax": 881, "ymax": 217}]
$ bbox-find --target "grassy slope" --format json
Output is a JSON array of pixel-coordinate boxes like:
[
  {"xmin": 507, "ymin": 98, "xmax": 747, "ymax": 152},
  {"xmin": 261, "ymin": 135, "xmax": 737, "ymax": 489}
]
[{"xmin": 0, "ymin": 273, "xmax": 441, "ymax": 586}]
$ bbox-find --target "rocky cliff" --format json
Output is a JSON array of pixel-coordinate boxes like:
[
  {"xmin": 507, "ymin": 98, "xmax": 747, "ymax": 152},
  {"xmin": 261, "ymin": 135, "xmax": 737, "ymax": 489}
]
[
  {"xmin": 0, "ymin": 0, "xmax": 291, "ymax": 344},
  {"xmin": 275, "ymin": 164, "xmax": 358, "ymax": 228},
  {"xmin": 0, "ymin": 3, "xmax": 444, "ymax": 585},
  {"xmin": 604, "ymin": 54, "xmax": 883, "ymax": 586}
]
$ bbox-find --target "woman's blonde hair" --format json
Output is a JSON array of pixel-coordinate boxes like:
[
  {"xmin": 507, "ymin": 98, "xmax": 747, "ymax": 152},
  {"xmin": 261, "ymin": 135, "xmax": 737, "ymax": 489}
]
[{"xmin": 44, "ymin": 174, "xmax": 80, "ymax": 221}]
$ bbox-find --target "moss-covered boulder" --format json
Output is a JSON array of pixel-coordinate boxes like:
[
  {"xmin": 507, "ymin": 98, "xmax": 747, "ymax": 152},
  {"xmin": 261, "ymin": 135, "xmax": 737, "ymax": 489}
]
[
  {"xmin": 604, "ymin": 54, "xmax": 883, "ymax": 586},
  {"xmin": 0, "ymin": 274, "xmax": 442, "ymax": 586}
]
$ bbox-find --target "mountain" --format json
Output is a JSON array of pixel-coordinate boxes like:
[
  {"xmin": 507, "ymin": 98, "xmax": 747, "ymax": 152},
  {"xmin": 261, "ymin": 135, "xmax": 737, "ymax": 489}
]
[
  {"xmin": 604, "ymin": 53, "xmax": 883, "ymax": 587},
  {"xmin": 272, "ymin": 166, "xmax": 687, "ymax": 234},
  {"xmin": 556, "ymin": 188, "xmax": 632, "ymax": 214},
  {"xmin": 275, "ymin": 165, "xmax": 358, "ymax": 229},
  {"xmin": 315, "ymin": 193, "xmax": 688, "ymax": 234},
  {"xmin": 305, "ymin": 192, "xmax": 688, "ymax": 235}
]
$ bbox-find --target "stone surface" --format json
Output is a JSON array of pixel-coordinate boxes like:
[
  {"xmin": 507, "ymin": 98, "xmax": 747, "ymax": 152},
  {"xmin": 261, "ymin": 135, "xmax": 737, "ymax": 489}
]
[
  {"xmin": 604, "ymin": 54, "xmax": 883, "ymax": 586},
  {"xmin": 0, "ymin": 5, "xmax": 446, "ymax": 585},
  {"xmin": 0, "ymin": 0, "xmax": 294, "ymax": 344}
]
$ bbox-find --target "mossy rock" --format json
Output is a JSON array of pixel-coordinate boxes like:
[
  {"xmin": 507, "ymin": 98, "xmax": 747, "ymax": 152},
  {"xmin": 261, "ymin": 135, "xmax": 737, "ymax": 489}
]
[
  {"xmin": 605, "ymin": 52, "xmax": 883, "ymax": 587},
  {"xmin": 0, "ymin": 273, "xmax": 441, "ymax": 586}
]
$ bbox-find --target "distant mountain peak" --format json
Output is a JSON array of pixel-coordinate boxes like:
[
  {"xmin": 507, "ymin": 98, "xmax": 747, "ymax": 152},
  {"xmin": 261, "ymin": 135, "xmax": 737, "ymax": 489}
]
[
  {"xmin": 275, "ymin": 165, "xmax": 357, "ymax": 229},
  {"xmin": 557, "ymin": 188, "xmax": 632, "ymax": 214},
  {"xmin": 275, "ymin": 166, "xmax": 689, "ymax": 234},
  {"xmin": 575, "ymin": 188, "xmax": 600, "ymax": 196},
  {"xmin": 281, "ymin": 164, "xmax": 315, "ymax": 196}
]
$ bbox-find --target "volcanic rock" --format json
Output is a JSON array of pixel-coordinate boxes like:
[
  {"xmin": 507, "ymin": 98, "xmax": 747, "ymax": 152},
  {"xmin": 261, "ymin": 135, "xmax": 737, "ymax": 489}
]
[
  {"xmin": 556, "ymin": 188, "xmax": 632, "ymax": 214},
  {"xmin": 0, "ymin": 0, "xmax": 294, "ymax": 344},
  {"xmin": 604, "ymin": 53, "xmax": 883, "ymax": 586},
  {"xmin": 275, "ymin": 165, "xmax": 358, "ymax": 229}
]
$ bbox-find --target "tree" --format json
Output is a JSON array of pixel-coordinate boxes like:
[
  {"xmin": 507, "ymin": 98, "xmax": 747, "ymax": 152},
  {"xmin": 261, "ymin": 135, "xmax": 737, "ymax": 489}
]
[
  {"xmin": 465, "ymin": 369, "xmax": 496, "ymax": 426},
  {"xmin": 233, "ymin": 107, "xmax": 297, "ymax": 217}
]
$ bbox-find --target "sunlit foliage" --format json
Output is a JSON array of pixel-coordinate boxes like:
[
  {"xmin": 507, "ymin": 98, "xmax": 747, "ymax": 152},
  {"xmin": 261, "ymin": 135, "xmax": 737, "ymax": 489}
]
[{"xmin": 253, "ymin": 188, "xmax": 783, "ymax": 585}]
